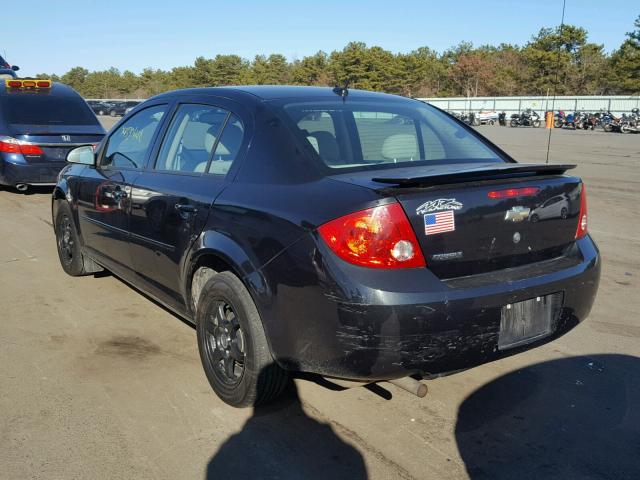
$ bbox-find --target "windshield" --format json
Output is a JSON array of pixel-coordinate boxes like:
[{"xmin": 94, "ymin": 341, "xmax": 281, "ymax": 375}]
[
  {"xmin": 1, "ymin": 92, "xmax": 99, "ymax": 126},
  {"xmin": 277, "ymin": 99, "xmax": 503, "ymax": 170}
]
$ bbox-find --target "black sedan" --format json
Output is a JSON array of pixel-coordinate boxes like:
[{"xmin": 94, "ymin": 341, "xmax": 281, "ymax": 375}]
[
  {"xmin": 0, "ymin": 79, "xmax": 105, "ymax": 191},
  {"xmin": 52, "ymin": 86, "xmax": 600, "ymax": 407}
]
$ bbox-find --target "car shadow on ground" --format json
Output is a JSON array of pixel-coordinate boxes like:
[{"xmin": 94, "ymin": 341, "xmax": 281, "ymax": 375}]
[
  {"xmin": 205, "ymin": 370, "xmax": 368, "ymax": 480},
  {"xmin": 455, "ymin": 354, "xmax": 640, "ymax": 480}
]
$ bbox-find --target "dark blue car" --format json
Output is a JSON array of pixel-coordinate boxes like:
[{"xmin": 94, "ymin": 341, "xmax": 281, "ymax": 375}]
[
  {"xmin": 0, "ymin": 80, "xmax": 105, "ymax": 191},
  {"xmin": 52, "ymin": 86, "xmax": 600, "ymax": 407}
]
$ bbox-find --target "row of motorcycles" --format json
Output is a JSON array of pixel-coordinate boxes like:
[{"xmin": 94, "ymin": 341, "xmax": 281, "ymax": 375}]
[
  {"xmin": 554, "ymin": 109, "xmax": 640, "ymax": 133},
  {"xmin": 451, "ymin": 108, "xmax": 640, "ymax": 133}
]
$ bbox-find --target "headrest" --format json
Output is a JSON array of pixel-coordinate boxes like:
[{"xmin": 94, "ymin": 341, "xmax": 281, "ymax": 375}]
[{"xmin": 381, "ymin": 134, "xmax": 418, "ymax": 161}]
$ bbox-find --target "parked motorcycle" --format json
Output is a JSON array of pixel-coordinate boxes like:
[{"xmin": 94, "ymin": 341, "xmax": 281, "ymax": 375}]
[
  {"xmin": 510, "ymin": 109, "xmax": 541, "ymax": 128},
  {"xmin": 619, "ymin": 109, "xmax": 640, "ymax": 133}
]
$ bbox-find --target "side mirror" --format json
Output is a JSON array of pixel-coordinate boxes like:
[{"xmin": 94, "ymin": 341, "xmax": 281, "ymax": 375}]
[
  {"xmin": 11, "ymin": 65, "xmax": 19, "ymax": 71},
  {"xmin": 67, "ymin": 145, "xmax": 95, "ymax": 165}
]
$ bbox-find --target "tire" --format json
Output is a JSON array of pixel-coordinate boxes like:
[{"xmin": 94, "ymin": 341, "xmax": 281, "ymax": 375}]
[
  {"xmin": 196, "ymin": 271, "xmax": 288, "ymax": 407},
  {"xmin": 510, "ymin": 119, "xmax": 518, "ymax": 128},
  {"xmin": 488, "ymin": 120, "xmax": 495, "ymax": 125},
  {"xmin": 620, "ymin": 124, "xmax": 630, "ymax": 134},
  {"xmin": 55, "ymin": 202, "xmax": 102, "ymax": 276},
  {"xmin": 530, "ymin": 214, "xmax": 539, "ymax": 223},
  {"xmin": 532, "ymin": 119, "xmax": 541, "ymax": 128},
  {"xmin": 560, "ymin": 207, "xmax": 568, "ymax": 219},
  {"xmin": 603, "ymin": 123, "xmax": 612, "ymax": 132},
  {"xmin": 98, "ymin": 110, "xmax": 104, "ymax": 116},
  {"xmin": 109, "ymin": 110, "xmax": 117, "ymax": 117},
  {"xmin": 554, "ymin": 120, "xmax": 562, "ymax": 128}
]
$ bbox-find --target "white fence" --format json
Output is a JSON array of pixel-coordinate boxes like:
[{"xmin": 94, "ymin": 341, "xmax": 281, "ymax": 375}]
[{"xmin": 418, "ymin": 95, "xmax": 640, "ymax": 115}]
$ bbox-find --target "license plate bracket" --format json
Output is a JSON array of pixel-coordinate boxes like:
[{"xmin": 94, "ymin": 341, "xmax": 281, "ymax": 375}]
[{"xmin": 498, "ymin": 292, "xmax": 563, "ymax": 350}]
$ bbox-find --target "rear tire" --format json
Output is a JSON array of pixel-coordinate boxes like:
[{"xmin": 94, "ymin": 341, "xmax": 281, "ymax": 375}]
[
  {"xmin": 533, "ymin": 119, "xmax": 541, "ymax": 128},
  {"xmin": 109, "ymin": 110, "xmax": 117, "ymax": 117},
  {"xmin": 196, "ymin": 271, "xmax": 288, "ymax": 408},
  {"xmin": 55, "ymin": 202, "xmax": 102, "ymax": 276},
  {"xmin": 510, "ymin": 119, "xmax": 518, "ymax": 128}
]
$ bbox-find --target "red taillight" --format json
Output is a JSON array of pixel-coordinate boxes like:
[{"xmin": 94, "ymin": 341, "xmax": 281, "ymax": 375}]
[
  {"xmin": 7, "ymin": 80, "xmax": 22, "ymax": 88},
  {"xmin": 318, "ymin": 203, "xmax": 426, "ymax": 269},
  {"xmin": 0, "ymin": 137, "xmax": 44, "ymax": 155},
  {"xmin": 36, "ymin": 80, "xmax": 51, "ymax": 88},
  {"xmin": 575, "ymin": 184, "xmax": 588, "ymax": 239},
  {"xmin": 488, "ymin": 187, "xmax": 540, "ymax": 199}
]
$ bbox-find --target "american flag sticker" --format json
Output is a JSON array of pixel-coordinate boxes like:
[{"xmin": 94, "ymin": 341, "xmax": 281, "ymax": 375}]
[{"xmin": 424, "ymin": 211, "xmax": 455, "ymax": 235}]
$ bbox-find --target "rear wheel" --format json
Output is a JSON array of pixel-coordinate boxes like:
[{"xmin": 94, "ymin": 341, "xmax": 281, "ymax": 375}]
[
  {"xmin": 510, "ymin": 119, "xmax": 518, "ymax": 128},
  {"xmin": 55, "ymin": 202, "xmax": 102, "ymax": 276},
  {"xmin": 196, "ymin": 271, "xmax": 288, "ymax": 407},
  {"xmin": 532, "ymin": 119, "xmax": 541, "ymax": 128},
  {"xmin": 109, "ymin": 110, "xmax": 117, "ymax": 117},
  {"xmin": 560, "ymin": 207, "xmax": 568, "ymax": 219}
]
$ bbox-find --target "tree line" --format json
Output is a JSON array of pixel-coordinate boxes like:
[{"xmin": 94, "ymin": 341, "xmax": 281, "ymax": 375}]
[{"xmin": 39, "ymin": 17, "xmax": 639, "ymax": 99}]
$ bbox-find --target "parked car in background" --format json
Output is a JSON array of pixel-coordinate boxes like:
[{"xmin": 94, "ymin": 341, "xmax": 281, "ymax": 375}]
[
  {"xmin": 0, "ymin": 79, "xmax": 105, "ymax": 191},
  {"xmin": 0, "ymin": 54, "xmax": 20, "ymax": 80},
  {"xmin": 86, "ymin": 100, "xmax": 113, "ymax": 116},
  {"xmin": 476, "ymin": 110, "xmax": 499, "ymax": 125},
  {"xmin": 53, "ymin": 86, "xmax": 599, "ymax": 407},
  {"xmin": 106, "ymin": 100, "xmax": 140, "ymax": 117}
]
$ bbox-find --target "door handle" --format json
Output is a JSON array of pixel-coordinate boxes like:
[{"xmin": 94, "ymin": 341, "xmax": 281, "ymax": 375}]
[{"xmin": 175, "ymin": 203, "xmax": 198, "ymax": 214}]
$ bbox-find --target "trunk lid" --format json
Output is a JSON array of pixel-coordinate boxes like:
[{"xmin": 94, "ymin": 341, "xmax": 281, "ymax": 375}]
[
  {"xmin": 12, "ymin": 132, "xmax": 104, "ymax": 163},
  {"xmin": 332, "ymin": 162, "xmax": 582, "ymax": 279}
]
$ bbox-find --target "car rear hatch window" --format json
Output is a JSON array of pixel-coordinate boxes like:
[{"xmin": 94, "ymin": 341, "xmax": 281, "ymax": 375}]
[
  {"xmin": 276, "ymin": 99, "xmax": 503, "ymax": 171},
  {"xmin": 2, "ymin": 92, "xmax": 98, "ymax": 126}
]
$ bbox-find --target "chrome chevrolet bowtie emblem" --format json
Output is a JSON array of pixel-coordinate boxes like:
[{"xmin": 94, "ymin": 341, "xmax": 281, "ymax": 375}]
[{"xmin": 504, "ymin": 206, "xmax": 530, "ymax": 222}]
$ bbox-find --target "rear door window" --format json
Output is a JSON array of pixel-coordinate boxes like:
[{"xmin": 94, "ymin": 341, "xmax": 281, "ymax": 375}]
[
  {"xmin": 155, "ymin": 104, "xmax": 229, "ymax": 173},
  {"xmin": 207, "ymin": 114, "xmax": 244, "ymax": 176},
  {"xmin": 102, "ymin": 105, "xmax": 166, "ymax": 169}
]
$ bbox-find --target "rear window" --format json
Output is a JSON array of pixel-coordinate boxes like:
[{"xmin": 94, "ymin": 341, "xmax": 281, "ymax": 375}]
[
  {"xmin": 278, "ymin": 100, "xmax": 502, "ymax": 170},
  {"xmin": 1, "ymin": 91, "xmax": 98, "ymax": 126}
]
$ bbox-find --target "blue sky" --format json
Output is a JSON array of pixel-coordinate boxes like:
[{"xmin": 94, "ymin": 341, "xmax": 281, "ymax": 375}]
[{"xmin": 3, "ymin": 1, "xmax": 638, "ymax": 77}]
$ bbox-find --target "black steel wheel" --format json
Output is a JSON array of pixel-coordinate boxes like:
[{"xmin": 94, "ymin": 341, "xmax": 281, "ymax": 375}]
[
  {"xmin": 54, "ymin": 202, "xmax": 101, "ymax": 276},
  {"xmin": 196, "ymin": 271, "xmax": 288, "ymax": 407},
  {"xmin": 203, "ymin": 300, "xmax": 247, "ymax": 386}
]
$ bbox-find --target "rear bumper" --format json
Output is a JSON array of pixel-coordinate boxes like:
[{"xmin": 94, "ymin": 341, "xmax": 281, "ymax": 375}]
[
  {"xmin": 257, "ymin": 235, "xmax": 600, "ymax": 381},
  {"xmin": 0, "ymin": 156, "xmax": 65, "ymax": 186}
]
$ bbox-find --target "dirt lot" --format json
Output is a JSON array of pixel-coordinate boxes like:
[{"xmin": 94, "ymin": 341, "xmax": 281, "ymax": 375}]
[{"xmin": 1, "ymin": 122, "xmax": 638, "ymax": 480}]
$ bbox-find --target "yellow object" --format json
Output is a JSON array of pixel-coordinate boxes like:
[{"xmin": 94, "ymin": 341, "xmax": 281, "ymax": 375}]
[
  {"xmin": 5, "ymin": 78, "xmax": 52, "ymax": 89},
  {"xmin": 545, "ymin": 111, "xmax": 554, "ymax": 129}
]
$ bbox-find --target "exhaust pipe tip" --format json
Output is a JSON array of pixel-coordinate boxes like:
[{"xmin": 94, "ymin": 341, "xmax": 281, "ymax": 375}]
[
  {"xmin": 388, "ymin": 376, "xmax": 428, "ymax": 398},
  {"xmin": 15, "ymin": 184, "xmax": 28, "ymax": 192}
]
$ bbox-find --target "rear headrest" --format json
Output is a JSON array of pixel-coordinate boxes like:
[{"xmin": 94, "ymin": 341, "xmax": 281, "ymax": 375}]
[
  {"xmin": 308, "ymin": 131, "xmax": 339, "ymax": 164},
  {"xmin": 381, "ymin": 134, "xmax": 418, "ymax": 161}
]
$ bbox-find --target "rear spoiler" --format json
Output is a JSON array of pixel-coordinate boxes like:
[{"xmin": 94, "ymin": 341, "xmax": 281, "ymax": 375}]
[{"xmin": 372, "ymin": 163, "xmax": 577, "ymax": 187}]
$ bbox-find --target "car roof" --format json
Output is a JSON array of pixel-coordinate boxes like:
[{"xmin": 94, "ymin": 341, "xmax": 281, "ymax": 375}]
[
  {"xmin": 0, "ymin": 81, "xmax": 82, "ymax": 98},
  {"xmin": 151, "ymin": 85, "xmax": 410, "ymax": 103}
]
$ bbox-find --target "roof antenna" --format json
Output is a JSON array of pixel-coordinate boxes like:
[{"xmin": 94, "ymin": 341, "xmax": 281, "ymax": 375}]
[
  {"xmin": 545, "ymin": 0, "xmax": 566, "ymax": 164},
  {"xmin": 333, "ymin": 78, "xmax": 350, "ymax": 102}
]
